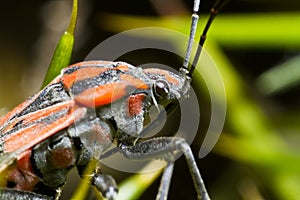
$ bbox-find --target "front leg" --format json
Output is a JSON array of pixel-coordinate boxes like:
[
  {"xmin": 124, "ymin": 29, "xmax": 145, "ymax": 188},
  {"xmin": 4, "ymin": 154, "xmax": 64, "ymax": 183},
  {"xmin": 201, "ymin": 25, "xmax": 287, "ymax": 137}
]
[
  {"xmin": 155, "ymin": 163, "xmax": 174, "ymax": 200},
  {"xmin": 120, "ymin": 137, "xmax": 210, "ymax": 200}
]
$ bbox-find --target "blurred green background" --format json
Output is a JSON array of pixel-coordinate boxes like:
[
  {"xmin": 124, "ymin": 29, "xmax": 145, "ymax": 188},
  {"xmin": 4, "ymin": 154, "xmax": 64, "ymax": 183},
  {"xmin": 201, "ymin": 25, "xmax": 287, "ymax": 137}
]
[{"xmin": 1, "ymin": 0, "xmax": 300, "ymax": 200}]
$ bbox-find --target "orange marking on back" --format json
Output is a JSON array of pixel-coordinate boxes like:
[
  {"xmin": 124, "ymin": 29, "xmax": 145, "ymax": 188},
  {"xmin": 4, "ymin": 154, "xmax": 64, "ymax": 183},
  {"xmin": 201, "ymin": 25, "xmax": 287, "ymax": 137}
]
[
  {"xmin": 144, "ymin": 68, "xmax": 179, "ymax": 85},
  {"xmin": 3, "ymin": 102, "xmax": 86, "ymax": 153},
  {"xmin": 62, "ymin": 67, "xmax": 108, "ymax": 89},
  {"xmin": 74, "ymin": 71, "xmax": 148, "ymax": 107},
  {"xmin": 75, "ymin": 82, "xmax": 127, "ymax": 107},
  {"xmin": 0, "ymin": 95, "xmax": 37, "ymax": 132},
  {"xmin": 120, "ymin": 74, "xmax": 149, "ymax": 90}
]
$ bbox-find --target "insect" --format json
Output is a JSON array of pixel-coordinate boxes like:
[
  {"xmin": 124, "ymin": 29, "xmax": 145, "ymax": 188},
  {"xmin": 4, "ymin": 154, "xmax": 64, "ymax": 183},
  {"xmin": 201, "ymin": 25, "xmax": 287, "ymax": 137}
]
[{"xmin": 0, "ymin": 0, "xmax": 226, "ymax": 199}]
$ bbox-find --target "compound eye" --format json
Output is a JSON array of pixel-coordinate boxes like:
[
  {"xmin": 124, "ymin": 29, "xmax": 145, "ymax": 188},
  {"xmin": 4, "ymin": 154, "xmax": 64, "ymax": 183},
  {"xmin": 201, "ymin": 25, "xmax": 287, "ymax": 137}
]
[{"xmin": 153, "ymin": 80, "xmax": 170, "ymax": 98}]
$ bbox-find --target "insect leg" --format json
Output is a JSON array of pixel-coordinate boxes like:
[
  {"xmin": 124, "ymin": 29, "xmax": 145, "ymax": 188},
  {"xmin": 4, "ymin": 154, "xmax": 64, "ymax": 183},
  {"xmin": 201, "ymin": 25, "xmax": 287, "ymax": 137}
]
[
  {"xmin": 120, "ymin": 137, "xmax": 210, "ymax": 200},
  {"xmin": 155, "ymin": 163, "xmax": 174, "ymax": 200},
  {"xmin": 0, "ymin": 188, "xmax": 53, "ymax": 200}
]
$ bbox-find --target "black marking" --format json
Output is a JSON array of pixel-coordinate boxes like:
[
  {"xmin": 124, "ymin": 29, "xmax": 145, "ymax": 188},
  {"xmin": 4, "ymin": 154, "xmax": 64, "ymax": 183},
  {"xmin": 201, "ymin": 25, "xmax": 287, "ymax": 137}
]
[
  {"xmin": 70, "ymin": 69, "xmax": 125, "ymax": 95},
  {"xmin": 108, "ymin": 117, "xmax": 117, "ymax": 132},
  {"xmin": 12, "ymin": 119, "xmax": 24, "ymax": 129},
  {"xmin": 63, "ymin": 66, "xmax": 80, "ymax": 74},
  {"xmin": 0, "ymin": 82, "xmax": 71, "ymax": 144},
  {"xmin": 6, "ymin": 181, "xmax": 17, "ymax": 188},
  {"xmin": 16, "ymin": 82, "xmax": 70, "ymax": 118},
  {"xmin": 0, "ymin": 105, "xmax": 70, "ymax": 142}
]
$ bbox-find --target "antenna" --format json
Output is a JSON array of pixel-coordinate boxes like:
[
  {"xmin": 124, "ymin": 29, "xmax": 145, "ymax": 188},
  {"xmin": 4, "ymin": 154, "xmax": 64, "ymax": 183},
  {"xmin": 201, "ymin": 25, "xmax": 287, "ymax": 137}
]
[
  {"xmin": 180, "ymin": 0, "xmax": 200, "ymax": 77},
  {"xmin": 180, "ymin": 0, "xmax": 228, "ymax": 78}
]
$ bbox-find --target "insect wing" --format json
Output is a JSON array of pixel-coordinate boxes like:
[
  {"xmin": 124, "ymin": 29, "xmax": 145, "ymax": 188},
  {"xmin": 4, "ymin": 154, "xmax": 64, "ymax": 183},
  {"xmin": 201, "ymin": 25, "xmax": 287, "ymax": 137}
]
[
  {"xmin": 0, "ymin": 79, "xmax": 87, "ymax": 173},
  {"xmin": 0, "ymin": 103, "xmax": 87, "ymax": 171}
]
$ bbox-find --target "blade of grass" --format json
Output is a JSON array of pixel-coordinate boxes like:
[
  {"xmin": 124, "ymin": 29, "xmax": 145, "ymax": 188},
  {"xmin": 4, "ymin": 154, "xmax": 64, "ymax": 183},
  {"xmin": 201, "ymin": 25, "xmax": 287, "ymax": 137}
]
[
  {"xmin": 71, "ymin": 160, "xmax": 163, "ymax": 200},
  {"xmin": 99, "ymin": 12, "xmax": 300, "ymax": 49},
  {"xmin": 41, "ymin": 0, "xmax": 78, "ymax": 88},
  {"xmin": 71, "ymin": 159, "xmax": 100, "ymax": 200},
  {"xmin": 257, "ymin": 54, "xmax": 300, "ymax": 94},
  {"xmin": 117, "ymin": 165, "xmax": 163, "ymax": 200}
]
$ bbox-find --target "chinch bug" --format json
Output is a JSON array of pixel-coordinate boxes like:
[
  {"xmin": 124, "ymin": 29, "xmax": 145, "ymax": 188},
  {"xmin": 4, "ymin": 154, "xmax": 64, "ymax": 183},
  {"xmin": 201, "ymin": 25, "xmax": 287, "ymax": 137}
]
[{"xmin": 0, "ymin": 0, "xmax": 226, "ymax": 199}]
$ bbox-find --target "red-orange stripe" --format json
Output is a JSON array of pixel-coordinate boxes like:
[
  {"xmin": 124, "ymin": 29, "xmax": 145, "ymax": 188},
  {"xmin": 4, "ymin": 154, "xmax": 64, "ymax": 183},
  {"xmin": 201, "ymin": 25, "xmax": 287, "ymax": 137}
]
[
  {"xmin": 75, "ymin": 82, "xmax": 127, "ymax": 107},
  {"xmin": 144, "ymin": 68, "xmax": 179, "ymax": 85},
  {"xmin": 120, "ymin": 74, "xmax": 149, "ymax": 90},
  {"xmin": 3, "ymin": 102, "xmax": 86, "ymax": 153},
  {"xmin": 128, "ymin": 94, "xmax": 146, "ymax": 116}
]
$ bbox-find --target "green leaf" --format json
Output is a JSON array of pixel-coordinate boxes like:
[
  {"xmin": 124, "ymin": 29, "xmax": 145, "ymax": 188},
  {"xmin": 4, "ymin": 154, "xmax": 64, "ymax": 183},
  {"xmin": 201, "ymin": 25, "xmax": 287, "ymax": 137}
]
[{"xmin": 41, "ymin": 0, "xmax": 78, "ymax": 88}]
